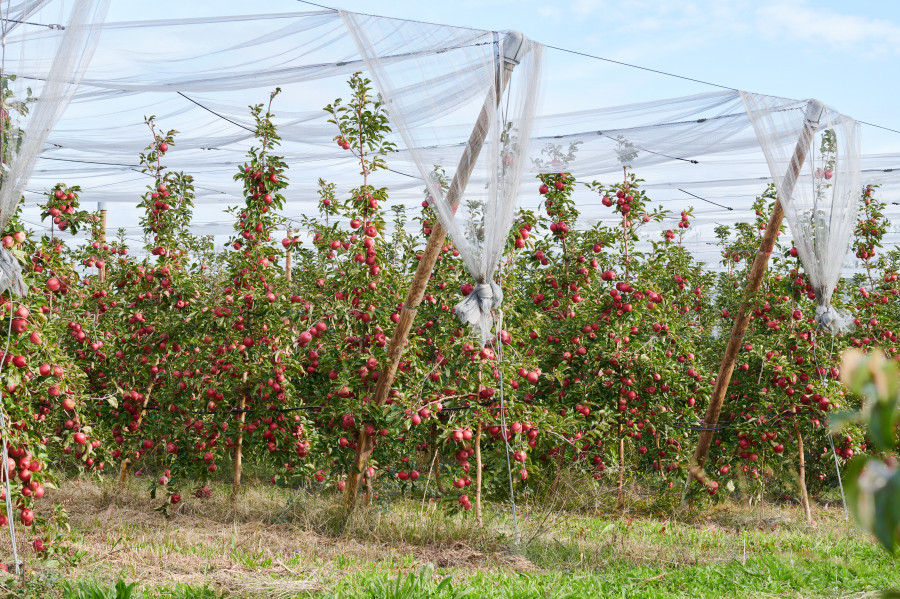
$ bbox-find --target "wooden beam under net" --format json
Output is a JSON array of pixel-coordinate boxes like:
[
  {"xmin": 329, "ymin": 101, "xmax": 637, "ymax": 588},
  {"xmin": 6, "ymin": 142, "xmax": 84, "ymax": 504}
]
[
  {"xmin": 342, "ymin": 32, "xmax": 526, "ymax": 512},
  {"xmin": 687, "ymin": 99, "xmax": 825, "ymax": 485}
]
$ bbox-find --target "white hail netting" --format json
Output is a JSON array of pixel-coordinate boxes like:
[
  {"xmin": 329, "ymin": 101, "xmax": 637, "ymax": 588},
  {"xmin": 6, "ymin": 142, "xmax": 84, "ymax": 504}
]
[
  {"xmin": 0, "ymin": 7, "xmax": 877, "ymax": 271},
  {"xmin": 343, "ymin": 13, "xmax": 542, "ymax": 344},
  {"xmin": 0, "ymin": 0, "xmax": 107, "ymax": 296},
  {"xmin": 742, "ymin": 92, "xmax": 861, "ymax": 332}
]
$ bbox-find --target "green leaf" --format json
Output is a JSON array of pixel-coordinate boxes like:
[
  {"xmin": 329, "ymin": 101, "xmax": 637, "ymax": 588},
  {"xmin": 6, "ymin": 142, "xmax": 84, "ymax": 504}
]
[
  {"xmin": 827, "ymin": 410, "xmax": 861, "ymax": 433},
  {"xmin": 841, "ymin": 458, "xmax": 867, "ymax": 523},
  {"xmin": 869, "ymin": 396, "xmax": 899, "ymax": 450},
  {"xmin": 872, "ymin": 470, "xmax": 900, "ymax": 552}
]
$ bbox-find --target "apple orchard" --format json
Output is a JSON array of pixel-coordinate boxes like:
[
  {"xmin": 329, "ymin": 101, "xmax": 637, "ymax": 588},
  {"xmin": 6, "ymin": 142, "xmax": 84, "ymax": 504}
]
[{"xmin": 0, "ymin": 75, "xmax": 889, "ymax": 554}]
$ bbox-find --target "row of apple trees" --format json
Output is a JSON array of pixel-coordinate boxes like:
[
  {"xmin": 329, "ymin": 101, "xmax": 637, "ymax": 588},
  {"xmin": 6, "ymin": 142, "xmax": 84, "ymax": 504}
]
[{"xmin": 0, "ymin": 74, "xmax": 891, "ymax": 553}]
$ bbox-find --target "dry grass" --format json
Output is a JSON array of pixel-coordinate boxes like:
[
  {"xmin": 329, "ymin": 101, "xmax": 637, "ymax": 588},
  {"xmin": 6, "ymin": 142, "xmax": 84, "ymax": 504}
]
[
  {"xmin": 51, "ymin": 478, "xmax": 536, "ymax": 596},
  {"xmin": 11, "ymin": 475, "xmax": 875, "ymax": 597}
]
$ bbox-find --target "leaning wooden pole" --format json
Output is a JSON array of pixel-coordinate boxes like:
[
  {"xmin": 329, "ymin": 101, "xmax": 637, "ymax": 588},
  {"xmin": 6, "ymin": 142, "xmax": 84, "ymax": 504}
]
[
  {"xmin": 688, "ymin": 99, "xmax": 825, "ymax": 484},
  {"xmin": 343, "ymin": 32, "xmax": 528, "ymax": 511}
]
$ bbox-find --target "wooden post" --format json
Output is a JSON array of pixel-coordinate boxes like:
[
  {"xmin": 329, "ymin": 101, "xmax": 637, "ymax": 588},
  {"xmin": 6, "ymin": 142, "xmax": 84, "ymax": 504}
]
[
  {"xmin": 342, "ymin": 32, "xmax": 527, "ymax": 511},
  {"xmin": 688, "ymin": 100, "xmax": 825, "ymax": 483},
  {"xmin": 285, "ymin": 228, "xmax": 292, "ymax": 283},
  {"xmin": 474, "ymin": 421, "xmax": 483, "ymax": 525}
]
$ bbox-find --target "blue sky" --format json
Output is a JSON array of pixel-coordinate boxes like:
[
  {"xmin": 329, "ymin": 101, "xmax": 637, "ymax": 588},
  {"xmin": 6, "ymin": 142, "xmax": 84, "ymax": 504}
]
[{"xmin": 244, "ymin": 0, "xmax": 899, "ymax": 152}]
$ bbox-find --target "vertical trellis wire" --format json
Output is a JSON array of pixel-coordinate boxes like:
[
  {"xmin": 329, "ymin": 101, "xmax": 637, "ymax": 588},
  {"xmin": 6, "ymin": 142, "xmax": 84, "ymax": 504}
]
[
  {"xmin": 490, "ymin": 29, "xmax": 519, "ymax": 546},
  {"xmin": 0, "ymin": 0, "xmax": 21, "ymax": 575},
  {"xmin": 491, "ymin": 240, "xmax": 521, "ymax": 539},
  {"xmin": 815, "ymin": 334, "xmax": 849, "ymax": 520},
  {"xmin": 494, "ymin": 303, "xmax": 519, "ymax": 546},
  {"xmin": 0, "ymin": 298, "xmax": 19, "ymax": 573}
]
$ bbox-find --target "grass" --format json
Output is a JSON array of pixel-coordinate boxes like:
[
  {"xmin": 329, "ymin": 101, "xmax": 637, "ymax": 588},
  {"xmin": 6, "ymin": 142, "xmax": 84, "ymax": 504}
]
[{"xmin": 0, "ymin": 476, "xmax": 893, "ymax": 598}]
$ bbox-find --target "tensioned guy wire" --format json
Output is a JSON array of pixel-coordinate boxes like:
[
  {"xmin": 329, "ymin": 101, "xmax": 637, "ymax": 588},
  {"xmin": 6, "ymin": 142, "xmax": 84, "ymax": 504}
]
[
  {"xmin": 545, "ymin": 44, "xmax": 735, "ymax": 91},
  {"xmin": 858, "ymin": 121, "xmax": 900, "ymax": 136},
  {"xmin": 678, "ymin": 188, "xmax": 734, "ymax": 211},
  {"xmin": 177, "ymin": 92, "xmax": 255, "ymax": 134}
]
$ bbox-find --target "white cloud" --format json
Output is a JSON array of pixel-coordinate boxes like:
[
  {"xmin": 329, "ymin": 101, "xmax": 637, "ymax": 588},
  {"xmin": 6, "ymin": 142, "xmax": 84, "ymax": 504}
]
[
  {"xmin": 537, "ymin": 6, "xmax": 562, "ymax": 21},
  {"xmin": 570, "ymin": 0, "xmax": 751, "ymax": 47},
  {"xmin": 756, "ymin": 1, "xmax": 900, "ymax": 56},
  {"xmin": 571, "ymin": 0, "xmax": 605, "ymax": 18},
  {"xmin": 564, "ymin": 0, "xmax": 899, "ymax": 59}
]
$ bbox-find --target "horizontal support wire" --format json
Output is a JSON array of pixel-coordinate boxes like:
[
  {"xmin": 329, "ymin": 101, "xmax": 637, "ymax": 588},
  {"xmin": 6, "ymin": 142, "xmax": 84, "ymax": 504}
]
[
  {"xmin": 100, "ymin": 400, "xmax": 829, "ymax": 423},
  {"xmin": 92, "ymin": 398, "xmax": 498, "ymax": 418}
]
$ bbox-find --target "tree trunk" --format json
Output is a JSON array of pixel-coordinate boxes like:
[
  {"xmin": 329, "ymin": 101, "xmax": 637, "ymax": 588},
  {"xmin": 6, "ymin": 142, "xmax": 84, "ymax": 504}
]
[
  {"xmin": 432, "ymin": 424, "xmax": 444, "ymax": 495},
  {"xmin": 118, "ymin": 380, "xmax": 155, "ymax": 484},
  {"xmin": 617, "ymin": 425, "xmax": 625, "ymax": 509},
  {"xmin": 656, "ymin": 431, "xmax": 665, "ymax": 482},
  {"xmin": 344, "ymin": 427, "xmax": 373, "ymax": 509},
  {"xmin": 232, "ymin": 395, "xmax": 247, "ymax": 499},
  {"xmin": 364, "ymin": 468, "xmax": 374, "ymax": 505},
  {"xmin": 549, "ymin": 451, "xmax": 563, "ymax": 501},
  {"xmin": 795, "ymin": 420, "xmax": 813, "ymax": 523}
]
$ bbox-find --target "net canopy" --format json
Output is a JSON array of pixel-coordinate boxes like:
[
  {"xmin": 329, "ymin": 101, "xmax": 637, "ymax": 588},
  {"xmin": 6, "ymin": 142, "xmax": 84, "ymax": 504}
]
[
  {"xmin": 0, "ymin": 0, "xmax": 108, "ymax": 295},
  {"xmin": 0, "ymin": 5, "xmax": 890, "ymax": 280},
  {"xmin": 743, "ymin": 93, "xmax": 861, "ymax": 332},
  {"xmin": 342, "ymin": 13, "xmax": 542, "ymax": 342}
]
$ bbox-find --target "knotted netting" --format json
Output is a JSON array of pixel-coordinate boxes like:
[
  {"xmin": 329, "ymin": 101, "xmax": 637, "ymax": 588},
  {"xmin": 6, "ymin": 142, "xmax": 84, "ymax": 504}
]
[
  {"xmin": 0, "ymin": 0, "xmax": 108, "ymax": 296},
  {"xmin": 342, "ymin": 12, "xmax": 543, "ymax": 344},
  {"xmin": 742, "ymin": 92, "xmax": 861, "ymax": 332}
]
